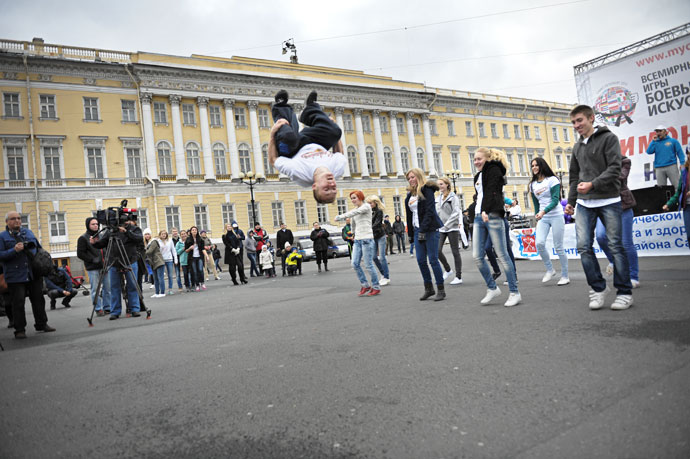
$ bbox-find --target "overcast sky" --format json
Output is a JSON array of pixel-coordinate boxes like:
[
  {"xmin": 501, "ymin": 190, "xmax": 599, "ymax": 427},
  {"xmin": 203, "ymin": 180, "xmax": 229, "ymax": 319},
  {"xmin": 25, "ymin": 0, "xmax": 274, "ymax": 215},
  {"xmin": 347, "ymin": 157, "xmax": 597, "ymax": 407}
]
[{"xmin": 2, "ymin": 0, "xmax": 689, "ymax": 103}]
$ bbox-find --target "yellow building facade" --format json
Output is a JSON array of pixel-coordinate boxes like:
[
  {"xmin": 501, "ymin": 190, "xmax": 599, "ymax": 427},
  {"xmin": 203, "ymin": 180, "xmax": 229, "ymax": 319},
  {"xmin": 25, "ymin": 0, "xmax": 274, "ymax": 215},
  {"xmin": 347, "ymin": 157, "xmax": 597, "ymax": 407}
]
[{"xmin": 0, "ymin": 38, "xmax": 575, "ymax": 269}]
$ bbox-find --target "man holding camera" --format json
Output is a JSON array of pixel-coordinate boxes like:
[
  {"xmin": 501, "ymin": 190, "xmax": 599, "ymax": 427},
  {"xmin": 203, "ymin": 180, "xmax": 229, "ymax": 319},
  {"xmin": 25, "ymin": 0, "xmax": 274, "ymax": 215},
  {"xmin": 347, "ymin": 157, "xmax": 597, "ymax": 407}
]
[
  {"xmin": 0, "ymin": 211, "xmax": 55, "ymax": 339},
  {"xmin": 91, "ymin": 214, "xmax": 143, "ymax": 320},
  {"xmin": 78, "ymin": 217, "xmax": 111, "ymax": 316}
]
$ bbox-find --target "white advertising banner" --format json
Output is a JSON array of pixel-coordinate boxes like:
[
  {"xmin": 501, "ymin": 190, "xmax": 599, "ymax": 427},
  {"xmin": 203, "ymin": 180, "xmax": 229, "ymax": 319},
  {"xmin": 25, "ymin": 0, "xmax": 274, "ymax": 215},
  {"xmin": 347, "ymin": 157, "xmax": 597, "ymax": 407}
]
[
  {"xmin": 575, "ymin": 35, "xmax": 690, "ymax": 190},
  {"xmin": 511, "ymin": 211, "xmax": 688, "ymax": 260}
]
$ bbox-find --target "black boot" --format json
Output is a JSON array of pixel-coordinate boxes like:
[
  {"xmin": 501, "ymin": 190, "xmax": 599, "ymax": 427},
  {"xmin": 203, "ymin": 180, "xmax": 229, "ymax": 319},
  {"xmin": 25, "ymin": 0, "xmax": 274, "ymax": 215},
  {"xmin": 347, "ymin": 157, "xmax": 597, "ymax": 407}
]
[
  {"xmin": 434, "ymin": 284, "xmax": 446, "ymax": 301},
  {"xmin": 420, "ymin": 283, "xmax": 435, "ymax": 301},
  {"xmin": 324, "ymin": 263, "xmax": 329, "ymax": 272},
  {"xmin": 317, "ymin": 264, "xmax": 322, "ymax": 273},
  {"xmin": 50, "ymin": 299, "xmax": 56, "ymax": 310}
]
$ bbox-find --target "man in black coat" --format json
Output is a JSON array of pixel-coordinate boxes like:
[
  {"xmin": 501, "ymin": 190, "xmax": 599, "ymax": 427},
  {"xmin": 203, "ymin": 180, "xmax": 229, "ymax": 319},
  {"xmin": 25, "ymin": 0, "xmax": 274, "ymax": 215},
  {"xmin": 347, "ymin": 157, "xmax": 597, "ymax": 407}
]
[
  {"xmin": 77, "ymin": 217, "xmax": 110, "ymax": 315},
  {"xmin": 276, "ymin": 222, "xmax": 294, "ymax": 276},
  {"xmin": 222, "ymin": 222, "xmax": 247, "ymax": 285},
  {"xmin": 310, "ymin": 222, "xmax": 330, "ymax": 272},
  {"xmin": 384, "ymin": 215, "xmax": 395, "ymax": 255}
]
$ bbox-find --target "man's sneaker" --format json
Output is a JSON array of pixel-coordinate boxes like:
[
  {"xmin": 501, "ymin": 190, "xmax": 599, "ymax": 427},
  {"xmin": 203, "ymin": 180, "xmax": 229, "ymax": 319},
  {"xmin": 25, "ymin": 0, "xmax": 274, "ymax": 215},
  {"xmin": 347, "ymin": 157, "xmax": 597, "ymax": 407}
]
[
  {"xmin": 480, "ymin": 287, "xmax": 501, "ymax": 305},
  {"xmin": 379, "ymin": 278, "xmax": 390, "ymax": 286},
  {"xmin": 274, "ymin": 89, "xmax": 288, "ymax": 105},
  {"xmin": 504, "ymin": 292, "xmax": 522, "ymax": 307},
  {"xmin": 168, "ymin": 290, "xmax": 174, "ymax": 295},
  {"xmin": 443, "ymin": 270, "xmax": 453, "ymax": 280},
  {"xmin": 15, "ymin": 331, "xmax": 27, "ymax": 339},
  {"xmin": 109, "ymin": 315, "xmax": 119, "ymax": 320},
  {"xmin": 358, "ymin": 287, "xmax": 371, "ymax": 297},
  {"xmin": 542, "ymin": 270, "xmax": 556, "ymax": 283},
  {"xmin": 201, "ymin": 284, "xmax": 207, "ymax": 290},
  {"xmin": 367, "ymin": 288, "xmax": 381, "ymax": 297},
  {"xmin": 306, "ymin": 90, "xmax": 318, "ymax": 106},
  {"xmin": 610, "ymin": 294, "xmax": 633, "ymax": 310},
  {"xmin": 557, "ymin": 277, "xmax": 570, "ymax": 286},
  {"xmin": 588, "ymin": 286, "xmax": 610, "ymax": 310},
  {"xmin": 450, "ymin": 277, "xmax": 463, "ymax": 285},
  {"xmin": 410, "ymin": 253, "xmax": 415, "ymax": 257},
  {"xmin": 631, "ymin": 279, "xmax": 640, "ymax": 289},
  {"xmin": 605, "ymin": 263, "xmax": 614, "ymax": 276}
]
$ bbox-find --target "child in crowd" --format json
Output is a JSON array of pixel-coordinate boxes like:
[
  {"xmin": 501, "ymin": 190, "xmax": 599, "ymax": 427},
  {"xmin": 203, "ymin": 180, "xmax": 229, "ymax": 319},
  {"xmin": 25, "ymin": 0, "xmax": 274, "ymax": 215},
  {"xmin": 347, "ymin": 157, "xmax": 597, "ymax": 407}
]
[
  {"xmin": 286, "ymin": 246, "xmax": 303, "ymax": 276},
  {"xmin": 259, "ymin": 246, "xmax": 275, "ymax": 278}
]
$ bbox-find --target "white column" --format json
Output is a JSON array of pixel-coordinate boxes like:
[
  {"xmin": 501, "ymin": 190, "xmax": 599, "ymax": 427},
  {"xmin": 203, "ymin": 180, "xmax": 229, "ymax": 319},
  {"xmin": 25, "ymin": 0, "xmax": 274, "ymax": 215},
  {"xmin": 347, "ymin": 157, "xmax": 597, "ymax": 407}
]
[
  {"xmin": 334, "ymin": 106, "xmax": 351, "ymax": 178},
  {"xmin": 353, "ymin": 109, "xmax": 369, "ymax": 178},
  {"xmin": 197, "ymin": 97, "xmax": 215, "ymax": 181},
  {"xmin": 223, "ymin": 99, "xmax": 240, "ymax": 179},
  {"xmin": 294, "ymin": 103, "xmax": 305, "ymax": 130},
  {"xmin": 140, "ymin": 92, "xmax": 158, "ymax": 180},
  {"xmin": 406, "ymin": 112, "xmax": 419, "ymax": 169},
  {"xmin": 169, "ymin": 95, "xmax": 187, "ymax": 181},
  {"xmin": 422, "ymin": 113, "xmax": 436, "ymax": 177},
  {"xmin": 389, "ymin": 110, "xmax": 404, "ymax": 177},
  {"xmin": 247, "ymin": 100, "xmax": 264, "ymax": 176},
  {"xmin": 372, "ymin": 109, "xmax": 387, "ymax": 178}
]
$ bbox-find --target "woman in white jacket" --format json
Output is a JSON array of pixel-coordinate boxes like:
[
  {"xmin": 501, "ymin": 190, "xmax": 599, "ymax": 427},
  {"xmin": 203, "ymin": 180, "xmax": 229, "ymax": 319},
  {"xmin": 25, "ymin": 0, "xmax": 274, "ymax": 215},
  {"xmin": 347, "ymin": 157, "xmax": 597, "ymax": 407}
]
[
  {"xmin": 158, "ymin": 230, "xmax": 178, "ymax": 295},
  {"xmin": 436, "ymin": 177, "xmax": 464, "ymax": 285},
  {"xmin": 335, "ymin": 190, "xmax": 381, "ymax": 297}
]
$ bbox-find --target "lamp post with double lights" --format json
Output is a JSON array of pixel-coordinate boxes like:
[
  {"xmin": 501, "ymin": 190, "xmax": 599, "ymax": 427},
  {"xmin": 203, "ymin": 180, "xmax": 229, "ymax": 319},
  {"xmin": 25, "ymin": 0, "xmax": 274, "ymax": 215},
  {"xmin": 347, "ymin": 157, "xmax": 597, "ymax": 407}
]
[
  {"xmin": 446, "ymin": 169, "xmax": 462, "ymax": 194},
  {"xmin": 239, "ymin": 171, "xmax": 265, "ymax": 226}
]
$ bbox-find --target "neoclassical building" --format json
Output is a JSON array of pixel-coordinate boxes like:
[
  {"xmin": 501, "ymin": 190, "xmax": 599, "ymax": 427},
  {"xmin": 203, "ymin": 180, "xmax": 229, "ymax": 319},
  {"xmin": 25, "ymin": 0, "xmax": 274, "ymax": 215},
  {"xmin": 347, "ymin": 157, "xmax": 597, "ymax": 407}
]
[{"xmin": 0, "ymin": 38, "xmax": 575, "ymax": 268}]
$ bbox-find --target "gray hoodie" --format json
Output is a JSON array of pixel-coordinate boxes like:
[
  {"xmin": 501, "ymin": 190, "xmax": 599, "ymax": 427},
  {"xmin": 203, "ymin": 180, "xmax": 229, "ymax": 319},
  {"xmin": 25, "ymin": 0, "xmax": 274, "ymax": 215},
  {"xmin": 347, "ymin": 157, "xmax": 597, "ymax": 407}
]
[
  {"xmin": 435, "ymin": 191, "xmax": 461, "ymax": 232},
  {"xmin": 567, "ymin": 126, "xmax": 622, "ymax": 205}
]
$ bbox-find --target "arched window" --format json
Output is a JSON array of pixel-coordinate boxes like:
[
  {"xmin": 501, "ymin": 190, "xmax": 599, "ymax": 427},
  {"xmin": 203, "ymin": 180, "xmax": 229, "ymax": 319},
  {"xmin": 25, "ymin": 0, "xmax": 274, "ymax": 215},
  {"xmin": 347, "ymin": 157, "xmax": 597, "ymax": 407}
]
[
  {"xmin": 416, "ymin": 147, "xmax": 426, "ymax": 171},
  {"xmin": 400, "ymin": 146, "xmax": 409, "ymax": 172},
  {"xmin": 383, "ymin": 146, "xmax": 394, "ymax": 174},
  {"xmin": 262, "ymin": 144, "xmax": 276, "ymax": 174},
  {"xmin": 238, "ymin": 143, "xmax": 251, "ymax": 173},
  {"xmin": 156, "ymin": 141, "xmax": 173, "ymax": 175},
  {"xmin": 365, "ymin": 146, "xmax": 376, "ymax": 173},
  {"xmin": 347, "ymin": 146, "xmax": 358, "ymax": 174},
  {"xmin": 186, "ymin": 142, "xmax": 201, "ymax": 175},
  {"xmin": 213, "ymin": 142, "xmax": 227, "ymax": 175}
]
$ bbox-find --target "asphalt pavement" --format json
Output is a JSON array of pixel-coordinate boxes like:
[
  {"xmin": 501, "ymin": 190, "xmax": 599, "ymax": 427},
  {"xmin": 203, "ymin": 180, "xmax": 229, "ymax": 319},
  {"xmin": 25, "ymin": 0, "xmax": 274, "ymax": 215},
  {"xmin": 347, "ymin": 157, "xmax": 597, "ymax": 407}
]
[{"xmin": 1, "ymin": 250, "xmax": 689, "ymax": 459}]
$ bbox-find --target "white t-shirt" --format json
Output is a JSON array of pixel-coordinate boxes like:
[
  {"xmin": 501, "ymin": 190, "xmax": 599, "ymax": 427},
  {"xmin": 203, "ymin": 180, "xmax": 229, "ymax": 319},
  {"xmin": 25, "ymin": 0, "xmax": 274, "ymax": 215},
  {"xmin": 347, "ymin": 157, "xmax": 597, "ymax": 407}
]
[
  {"xmin": 531, "ymin": 176, "xmax": 563, "ymax": 215},
  {"xmin": 274, "ymin": 143, "xmax": 346, "ymax": 187},
  {"xmin": 474, "ymin": 172, "xmax": 483, "ymax": 215},
  {"xmin": 408, "ymin": 196, "xmax": 419, "ymax": 228}
]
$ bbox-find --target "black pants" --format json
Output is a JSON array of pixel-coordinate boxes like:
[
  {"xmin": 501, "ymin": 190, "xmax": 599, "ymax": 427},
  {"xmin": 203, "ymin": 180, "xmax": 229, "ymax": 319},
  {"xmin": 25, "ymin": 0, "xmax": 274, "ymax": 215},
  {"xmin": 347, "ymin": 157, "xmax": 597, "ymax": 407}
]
[
  {"xmin": 277, "ymin": 102, "xmax": 342, "ymax": 157},
  {"xmin": 48, "ymin": 288, "xmax": 78, "ymax": 306},
  {"xmin": 280, "ymin": 252, "xmax": 288, "ymax": 275},
  {"xmin": 395, "ymin": 233, "xmax": 406, "ymax": 252},
  {"xmin": 438, "ymin": 231, "xmax": 462, "ymax": 277},
  {"xmin": 227, "ymin": 253, "xmax": 247, "ymax": 283},
  {"xmin": 315, "ymin": 250, "xmax": 328, "ymax": 267},
  {"xmin": 8, "ymin": 277, "xmax": 47, "ymax": 333},
  {"xmin": 387, "ymin": 235, "xmax": 396, "ymax": 254},
  {"xmin": 182, "ymin": 265, "xmax": 191, "ymax": 288}
]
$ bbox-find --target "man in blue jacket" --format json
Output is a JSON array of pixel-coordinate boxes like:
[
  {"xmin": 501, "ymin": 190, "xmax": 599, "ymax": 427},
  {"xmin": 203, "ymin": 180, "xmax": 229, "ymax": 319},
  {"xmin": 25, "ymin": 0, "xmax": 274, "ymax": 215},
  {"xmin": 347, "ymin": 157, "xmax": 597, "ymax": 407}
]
[
  {"xmin": 0, "ymin": 211, "xmax": 55, "ymax": 339},
  {"xmin": 646, "ymin": 124, "xmax": 686, "ymax": 192}
]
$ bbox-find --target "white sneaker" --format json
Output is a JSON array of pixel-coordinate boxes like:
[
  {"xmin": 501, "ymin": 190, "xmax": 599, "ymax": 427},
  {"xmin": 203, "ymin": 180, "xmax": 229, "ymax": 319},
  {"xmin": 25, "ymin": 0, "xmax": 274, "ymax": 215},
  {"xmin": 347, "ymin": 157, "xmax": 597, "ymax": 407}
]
[
  {"xmin": 504, "ymin": 292, "xmax": 522, "ymax": 307},
  {"xmin": 151, "ymin": 293, "xmax": 158, "ymax": 298},
  {"xmin": 557, "ymin": 277, "xmax": 570, "ymax": 286},
  {"xmin": 443, "ymin": 270, "xmax": 453, "ymax": 280},
  {"xmin": 605, "ymin": 263, "xmax": 614, "ymax": 276},
  {"xmin": 480, "ymin": 287, "xmax": 501, "ymax": 305},
  {"xmin": 450, "ymin": 277, "xmax": 463, "ymax": 285},
  {"xmin": 410, "ymin": 253, "xmax": 415, "ymax": 257},
  {"xmin": 610, "ymin": 294, "xmax": 633, "ymax": 310},
  {"xmin": 379, "ymin": 278, "xmax": 390, "ymax": 286},
  {"xmin": 588, "ymin": 286, "xmax": 610, "ymax": 310},
  {"xmin": 168, "ymin": 291, "xmax": 175, "ymax": 295},
  {"xmin": 631, "ymin": 279, "xmax": 640, "ymax": 289},
  {"xmin": 542, "ymin": 269, "xmax": 556, "ymax": 283},
  {"xmin": 149, "ymin": 285, "xmax": 154, "ymax": 289}
]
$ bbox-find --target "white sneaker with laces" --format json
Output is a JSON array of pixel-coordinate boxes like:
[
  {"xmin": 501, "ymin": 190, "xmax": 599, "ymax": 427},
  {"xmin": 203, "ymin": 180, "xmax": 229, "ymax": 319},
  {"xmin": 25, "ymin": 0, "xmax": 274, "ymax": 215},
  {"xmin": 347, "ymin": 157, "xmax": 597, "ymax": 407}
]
[
  {"xmin": 480, "ymin": 287, "xmax": 501, "ymax": 305},
  {"xmin": 151, "ymin": 293, "xmax": 158, "ymax": 298},
  {"xmin": 588, "ymin": 286, "xmax": 610, "ymax": 310},
  {"xmin": 631, "ymin": 279, "xmax": 640, "ymax": 288},
  {"xmin": 443, "ymin": 270, "xmax": 453, "ymax": 280},
  {"xmin": 557, "ymin": 277, "xmax": 570, "ymax": 286},
  {"xmin": 610, "ymin": 294, "xmax": 633, "ymax": 310},
  {"xmin": 410, "ymin": 253, "xmax": 414, "ymax": 257},
  {"xmin": 379, "ymin": 278, "xmax": 390, "ymax": 286},
  {"xmin": 450, "ymin": 277, "xmax": 463, "ymax": 285},
  {"xmin": 605, "ymin": 263, "xmax": 614, "ymax": 276},
  {"xmin": 542, "ymin": 270, "xmax": 556, "ymax": 283},
  {"xmin": 504, "ymin": 292, "xmax": 522, "ymax": 307}
]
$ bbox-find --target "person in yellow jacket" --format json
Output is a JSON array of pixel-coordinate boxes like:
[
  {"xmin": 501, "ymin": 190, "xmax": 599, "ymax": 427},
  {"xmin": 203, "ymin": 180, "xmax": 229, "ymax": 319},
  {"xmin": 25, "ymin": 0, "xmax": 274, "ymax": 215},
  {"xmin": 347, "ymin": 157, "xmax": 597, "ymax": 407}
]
[{"xmin": 286, "ymin": 246, "xmax": 303, "ymax": 276}]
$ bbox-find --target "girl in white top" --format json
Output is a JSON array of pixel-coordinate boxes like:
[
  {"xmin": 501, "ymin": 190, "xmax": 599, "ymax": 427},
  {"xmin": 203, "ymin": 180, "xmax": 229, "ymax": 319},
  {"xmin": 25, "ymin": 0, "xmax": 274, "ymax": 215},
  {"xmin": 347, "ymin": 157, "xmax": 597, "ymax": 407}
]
[
  {"xmin": 529, "ymin": 157, "xmax": 569, "ymax": 285},
  {"xmin": 158, "ymin": 230, "xmax": 178, "ymax": 294},
  {"xmin": 435, "ymin": 177, "xmax": 464, "ymax": 285}
]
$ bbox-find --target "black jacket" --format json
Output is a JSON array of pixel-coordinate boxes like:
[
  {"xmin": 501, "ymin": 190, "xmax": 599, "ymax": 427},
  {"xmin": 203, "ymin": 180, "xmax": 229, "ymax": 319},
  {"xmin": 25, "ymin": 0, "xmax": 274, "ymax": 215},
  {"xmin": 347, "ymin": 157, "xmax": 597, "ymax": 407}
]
[
  {"xmin": 474, "ymin": 160, "xmax": 507, "ymax": 217},
  {"xmin": 77, "ymin": 217, "xmax": 103, "ymax": 271},
  {"xmin": 392, "ymin": 219, "xmax": 405, "ymax": 235},
  {"xmin": 372, "ymin": 209, "xmax": 385, "ymax": 239},
  {"xmin": 92, "ymin": 223, "xmax": 143, "ymax": 266},
  {"xmin": 185, "ymin": 234, "xmax": 207, "ymax": 263},
  {"xmin": 383, "ymin": 220, "xmax": 394, "ymax": 236},
  {"xmin": 222, "ymin": 229, "xmax": 245, "ymax": 264},
  {"xmin": 405, "ymin": 181, "xmax": 443, "ymax": 239},
  {"xmin": 276, "ymin": 228, "xmax": 294, "ymax": 255},
  {"xmin": 310, "ymin": 228, "xmax": 330, "ymax": 252}
]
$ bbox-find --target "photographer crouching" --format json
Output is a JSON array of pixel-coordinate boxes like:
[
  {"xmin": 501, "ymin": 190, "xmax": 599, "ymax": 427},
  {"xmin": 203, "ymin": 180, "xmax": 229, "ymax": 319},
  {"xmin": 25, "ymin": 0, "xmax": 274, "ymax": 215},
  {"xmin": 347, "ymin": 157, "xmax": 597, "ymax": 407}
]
[
  {"xmin": 0, "ymin": 211, "xmax": 56, "ymax": 339},
  {"xmin": 91, "ymin": 211, "xmax": 143, "ymax": 320}
]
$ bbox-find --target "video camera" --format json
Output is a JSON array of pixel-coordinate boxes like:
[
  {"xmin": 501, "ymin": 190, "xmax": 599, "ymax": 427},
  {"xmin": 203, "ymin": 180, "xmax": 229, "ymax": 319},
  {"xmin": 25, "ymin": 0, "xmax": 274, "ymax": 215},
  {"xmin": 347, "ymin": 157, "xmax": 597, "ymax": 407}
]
[{"xmin": 96, "ymin": 199, "xmax": 138, "ymax": 230}]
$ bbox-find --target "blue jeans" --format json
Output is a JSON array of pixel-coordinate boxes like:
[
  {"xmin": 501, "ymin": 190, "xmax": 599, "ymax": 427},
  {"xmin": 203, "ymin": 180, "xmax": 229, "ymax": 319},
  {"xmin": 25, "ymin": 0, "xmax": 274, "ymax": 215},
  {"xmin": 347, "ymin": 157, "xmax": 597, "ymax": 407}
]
[
  {"xmin": 173, "ymin": 262, "xmax": 182, "ymax": 288},
  {"xmin": 351, "ymin": 239, "xmax": 379, "ymax": 288},
  {"xmin": 536, "ymin": 212, "xmax": 569, "ymax": 278},
  {"xmin": 163, "ymin": 260, "xmax": 175, "ymax": 289},
  {"xmin": 373, "ymin": 235, "xmax": 390, "ymax": 279},
  {"xmin": 485, "ymin": 217, "xmax": 516, "ymax": 273},
  {"xmin": 414, "ymin": 228, "xmax": 444, "ymax": 286},
  {"xmin": 108, "ymin": 262, "xmax": 140, "ymax": 316},
  {"xmin": 189, "ymin": 257, "xmax": 204, "ymax": 287},
  {"xmin": 595, "ymin": 208, "xmax": 638, "ymax": 281},
  {"xmin": 247, "ymin": 252, "xmax": 260, "ymax": 277},
  {"xmin": 473, "ymin": 216, "xmax": 519, "ymax": 292},
  {"xmin": 153, "ymin": 265, "xmax": 165, "ymax": 294},
  {"xmin": 575, "ymin": 202, "xmax": 632, "ymax": 295},
  {"xmin": 87, "ymin": 268, "xmax": 111, "ymax": 311}
]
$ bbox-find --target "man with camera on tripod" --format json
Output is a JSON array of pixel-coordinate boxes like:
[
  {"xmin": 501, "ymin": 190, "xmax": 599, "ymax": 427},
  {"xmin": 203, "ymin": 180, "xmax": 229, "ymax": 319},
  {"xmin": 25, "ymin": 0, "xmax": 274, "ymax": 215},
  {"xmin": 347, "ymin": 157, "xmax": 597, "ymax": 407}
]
[
  {"xmin": 0, "ymin": 211, "xmax": 56, "ymax": 339},
  {"xmin": 91, "ymin": 213, "xmax": 143, "ymax": 320}
]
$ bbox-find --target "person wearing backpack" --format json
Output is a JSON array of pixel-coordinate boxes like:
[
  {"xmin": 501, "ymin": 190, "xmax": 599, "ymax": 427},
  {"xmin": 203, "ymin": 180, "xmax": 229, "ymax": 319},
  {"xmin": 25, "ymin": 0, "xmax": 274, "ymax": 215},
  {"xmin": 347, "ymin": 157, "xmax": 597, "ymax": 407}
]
[{"xmin": 0, "ymin": 211, "xmax": 56, "ymax": 339}]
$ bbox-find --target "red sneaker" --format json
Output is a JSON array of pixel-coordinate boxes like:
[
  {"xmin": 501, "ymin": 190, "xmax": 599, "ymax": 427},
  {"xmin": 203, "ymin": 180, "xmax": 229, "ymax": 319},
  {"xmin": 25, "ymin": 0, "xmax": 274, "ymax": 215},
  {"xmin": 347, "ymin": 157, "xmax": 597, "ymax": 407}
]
[
  {"xmin": 367, "ymin": 288, "xmax": 381, "ymax": 296},
  {"xmin": 358, "ymin": 287, "xmax": 371, "ymax": 296}
]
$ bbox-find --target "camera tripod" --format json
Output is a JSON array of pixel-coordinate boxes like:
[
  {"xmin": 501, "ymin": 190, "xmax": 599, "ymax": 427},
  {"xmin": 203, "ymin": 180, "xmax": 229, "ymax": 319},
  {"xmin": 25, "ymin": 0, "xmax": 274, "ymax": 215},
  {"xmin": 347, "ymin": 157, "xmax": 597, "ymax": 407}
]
[{"xmin": 87, "ymin": 232, "xmax": 151, "ymax": 326}]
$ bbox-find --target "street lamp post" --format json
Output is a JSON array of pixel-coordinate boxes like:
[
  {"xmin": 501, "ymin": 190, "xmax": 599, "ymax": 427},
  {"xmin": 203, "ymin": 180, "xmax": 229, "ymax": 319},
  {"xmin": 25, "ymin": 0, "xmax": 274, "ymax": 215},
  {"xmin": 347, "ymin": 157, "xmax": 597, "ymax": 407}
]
[
  {"xmin": 556, "ymin": 168, "xmax": 566, "ymax": 199},
  {"xmin": 239, "ymin": 171, "xmax": 265, "ymax": 226},
  {"xmin": 446, "ymin": 170, "xmax": 461, "ymax": 194}
]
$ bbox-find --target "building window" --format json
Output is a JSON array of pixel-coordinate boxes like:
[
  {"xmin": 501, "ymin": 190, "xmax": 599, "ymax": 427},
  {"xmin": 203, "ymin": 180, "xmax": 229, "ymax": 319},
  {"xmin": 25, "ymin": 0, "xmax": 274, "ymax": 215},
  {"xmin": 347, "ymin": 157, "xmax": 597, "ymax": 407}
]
[
  {"xmin": 433, "ymin": 146, "xmax": 442, "ymax": 173},
  {"xmin": 138, "ymin": 209, "xmax": 148, "ymax": 231},
  {"xmin": 153, "ymin": 102, "xmax": 167, "ymax": 124},
  {"xmin": 429, "ymin": 119, "xmax": 438, "ymax": 136},
  {"xmin": 514, "ymin": 124, "xmax": 521, "ymax": 139},
  {"xmin": 523, "ymin": 192, "xmax": 530, "ymax": 210},
  {"xmin": 87, "ymin": 147, "xmax": 105, "ymax": 178},
  {"xmin": 400, "ymin": 147, "xmax": 410, "ymax": 172},
  {"xmin": 194, "ymin": 204, "xmax": 209, "ymax": 231},
  {"xmin": 468, "ymin": 149, "xmax": 477, "ymax": 175},
  {"xmin": 213, "ymin": 143, "xmax": 227, "ymax": 175},
  {"xmin": 344, "ymin": 114, "xmax": 354, "ymax": 132},
  {"xmin": 393, "ymin": 196, "xmax": 402, "ymax": 217},
  {"xmin": 49, "ymin": 212, "xmax": 67, "ymax": 243},
  {"xmin": 39, "ymin": 94, "xmax": 56, "ymax": 119},
  {"xmin": 365, "ymin": 146, "xmax": 376, "ymax": 173},
  {"xmin": 166, "ymin": 206, "xmax": 180, "ymax": 230},
  {"xmin": 383, "ymin": 147, "xmax": 394, "ymax": 174},
  {"xmin": 317, "ymin": 203, "xmax": 328, "ymax": 223},
  {"xmin": 294, "ymin": 201, "xmax": 307, "ymax": 226},
  {"xmin": 412, "ymin": 117, "xmax": 421, "ymax": 135},
  {"xmin": 83, "ymin": 97, "xmax": 99, "ymax": 121},
  {"xmin": 534, "ymin": 126, "xmax": 541, "ymax": 140},
  {"xmin": 271, "ymin": 201, "xmax": 285, "ymax": 228},
  {"xmin": 247, "ymin": 202, "xmax": 260, "ymax": 228},
  {"xmin": 517, "ymin": 150, "xmax": 526, "ymax": 174},
  {"xmin": 449, "ymin": 146, "xmax": 460, "ymax": 171},
  {"xmin": 20, "ymin": 214, "xmax": 30, "ymax": 229},
  {"xmin": 490, "ymin": 123, "xmax": 498, "ymax": 138},
  {"xmin": 186, "ymin": 143, "xmax": 201, "ymax": 175},
  {"xmin": 465, "ymin": 121, "xmax": 473, "ymax": 137},
  {"xmin": 121, "ymin": 100, "xmax": 136, "ymax": 122},
  {"xmin": 506, "ymin": 151, "xmax": 514, "ymax": 175},
  {"xmin": 347, "ymin": 146, "xmax": 358, "ymax": 174},
  {"xmin": 362, "ymin": 114, "xmax": 372, "ymax": 133},
  {"xmin": 503, "ymin": 123, "xmax": 510, "ymax": 139},
  {"xmin": 447, "ymin": 120, "xmax": 456, "ymax": 136},
  {"xmin": 552, "ymin": 127, "xmax": 559, "ymax": 142},
  {"xmin": 478, "ymin": 122, "xmax": 486, "ymax": 138},
  {"xmin": 458, "ymin": 194, "xmax": 465, "ymax": 211},
  {"xmin": 416, "ymin": 147, "xmax": 426, "ymax": 171},
  {"xmin": 238, "ymin": 143, "xmax": 251, "ymax": 173},
  {"xmin": 337, "ymin": 198, "xmax": 347, "ymax": 216},
  {"xmin": 380, "ymin": 115, "xmax": 389, "ymax": 133},
  {"xmin": 563, "ymin": 128, "xmax": 570, "ymax": 143},
  {"xmin": 126, "ymin": 147, "xmax": 143, "ymax": 179},
  {"xmin": 209, "ymin": 105, "xmax": 222, "ymax": 126},
  {"xmin": 7, "ymin": 146, "xmax": 26, "ymax": 180},
  {"xmin": 555, "ymin": 153, "xmax": 563, "ymax": 170},
  {"xmin": 396, "ymin": 116, "xmax": 405, "ymax": 134},
  {"xmin": 43, "ymin": 146, "xmax": 62, "ymax": 180},
  {"xmin": 235, "ymin": 107, "xmax": 247, "ymax": 128},
  {"xmin": 262, "ymin": 144, "xmax": 276, "ymax": 174},
  {"xmin": 182, "ymin": 104, "xmax": 195, "ymax": 125},
  {"xmin": 258, "ymin": 108, "xmax": 269, "ymax": 128},
  {"xmin": 221, "ymin": 203, "xmax": 235, "ymax": 226},
  {"xmin": 524, "ymin": 125, "xmax": 531, "ymax": 140},
  {"xmin": 3, "ymin": 93, "xmax": 21, "ymax": 118},
  {"xmin": 157, "ymin": 142, "xmax": 173, "ymax": 175}
]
